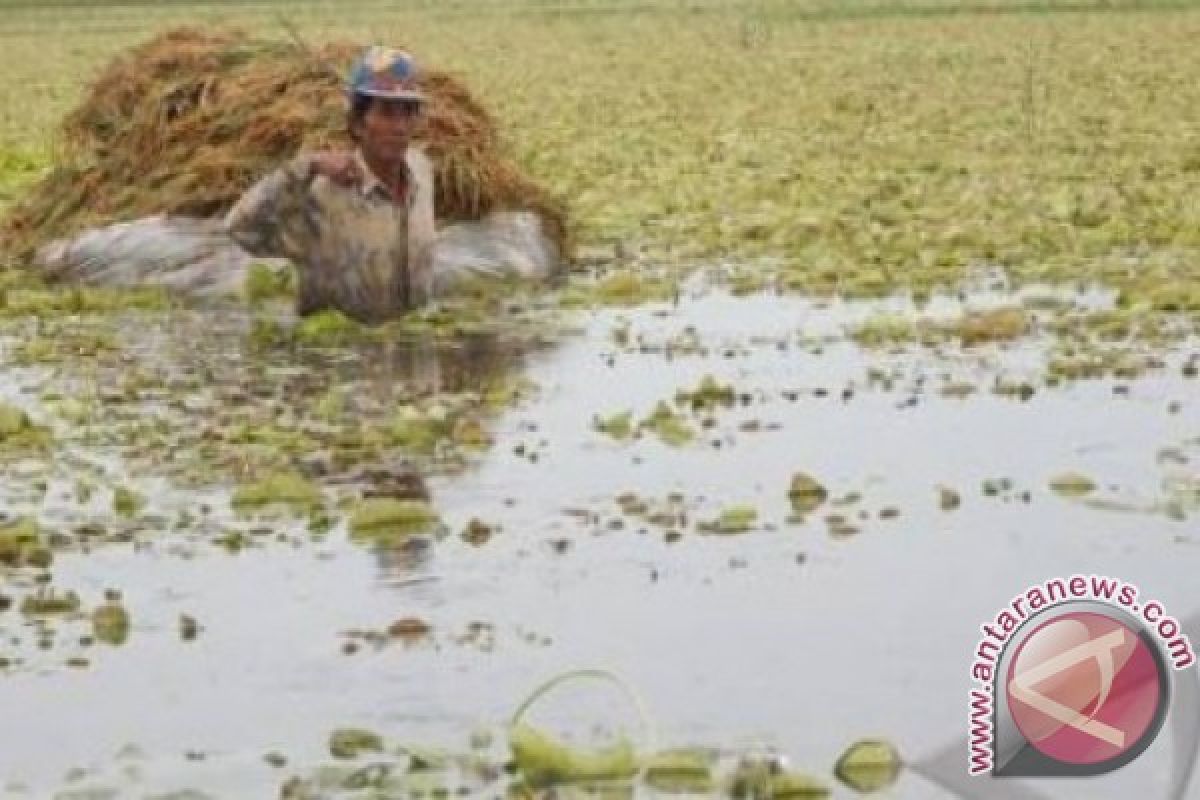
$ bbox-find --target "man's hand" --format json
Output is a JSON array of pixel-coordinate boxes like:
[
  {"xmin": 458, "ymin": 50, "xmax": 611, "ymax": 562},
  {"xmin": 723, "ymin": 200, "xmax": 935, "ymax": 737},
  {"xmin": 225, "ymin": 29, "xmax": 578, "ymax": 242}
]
[{"xmin": 309, "ymin": 152, "xmax": 362, "ymax": 187}]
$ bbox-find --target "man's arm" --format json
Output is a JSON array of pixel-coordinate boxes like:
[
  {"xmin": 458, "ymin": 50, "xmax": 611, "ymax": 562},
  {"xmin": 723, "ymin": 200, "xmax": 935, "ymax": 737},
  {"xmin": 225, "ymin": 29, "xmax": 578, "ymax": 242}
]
[{"xmin": 226, "ymin": 153, "xmax": 365, "ymax": 259}]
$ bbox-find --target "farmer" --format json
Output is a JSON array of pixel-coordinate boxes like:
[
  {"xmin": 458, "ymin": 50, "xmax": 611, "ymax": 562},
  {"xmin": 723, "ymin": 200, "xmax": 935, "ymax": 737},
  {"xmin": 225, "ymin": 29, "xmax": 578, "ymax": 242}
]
[
  {"xmin": 225, "ymin": 46, "xmax": 437, "ymax": 322},
  {"xmin": 36, "ymin": 46, "xmax": 559, "ymax": 309}
]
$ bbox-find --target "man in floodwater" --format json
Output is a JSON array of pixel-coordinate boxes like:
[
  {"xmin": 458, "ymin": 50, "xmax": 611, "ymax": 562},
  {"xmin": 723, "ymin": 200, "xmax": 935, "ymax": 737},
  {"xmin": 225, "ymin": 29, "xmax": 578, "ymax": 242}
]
[{"xmin": 225, "ymin": 46, "xmax": 438, "ymax": 323}]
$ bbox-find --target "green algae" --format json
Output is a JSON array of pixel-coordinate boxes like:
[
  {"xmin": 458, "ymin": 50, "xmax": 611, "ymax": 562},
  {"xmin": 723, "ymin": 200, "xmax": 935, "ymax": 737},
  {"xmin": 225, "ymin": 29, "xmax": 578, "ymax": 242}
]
[
  {"xmin": 294, "ymin": 310, "xmax": 370, "ymax": 345},
  {"xmin": 0, "ymin": 402, "xmax": 51, "ymax": 453},
  {"xmin": 640, "ymin": 402, "xmax": 694, "ymax": 447},
  {"xmin": 112, "ymin": 486, "xmax": 143, "ymax": 517},
  {"xmin": 20, "ymin": 587, "xmax": 81, "ymax": 615},
  {"xmin": 231, "ymin": 471, "xmax": 324, "ymax": 516},
  {"xmin": 593, "ymin": 411, "xmax": 634, "ymax": 441},
  {"xmin": 328, "ymin": 728, "xmax": 384, "ymax": 760},
  {"xmin": 764, "ymin": 772, "xmax": 831, "ymax": 799},
  {"xmin": 0, "ymin": 516, "xmax": 50, "ymax": 568},
  {"xmin": 243, "ymin": 262, "xmax": 294, "ymax": 305},
  {"xmin": 348, "ymin": 498, "xmax": 439, "ymax": 541},
  {"xmin": 832, "ymin": 738, "xmax": 901, "ymax": 793},
  {"xmin": 0, "ymin": 285, "xmax": 169, "ymax": 317},
  {"xmin": 788, "ymin": 473, "xmax": 828, "ymax": 514},
  {"xmin": 91, "ymin": 590, "xmax": 131, "ymax": 646},
  {"xmin": 387, "ymin": 406, "xmax": 453, "ymax": 453},
  {"xmin": 675, "ymin": 375, "xmax": 735, "ymax": 411},
  {"xmin": 849, "ymin": 313, "xmax": 920, "ymax": 348},
  {"xmin": 509, "ymin": 723, "xmax": 638, "ymax": 788},
  {"xmin": 699, "ymin": 505, "xmax": 758, "ymax": 534},
  {"xmin": 643, "ymin": 749, "xmax": 715, "ymax": 793},
  {"xmin": 1049, "ymin": 472, "xmax": 1098, "ymax": 497}
]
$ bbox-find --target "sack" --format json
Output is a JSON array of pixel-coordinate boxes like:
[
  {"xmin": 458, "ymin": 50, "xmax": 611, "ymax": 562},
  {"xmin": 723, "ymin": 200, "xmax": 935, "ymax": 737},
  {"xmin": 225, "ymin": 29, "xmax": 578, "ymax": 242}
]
[{"xmin": 36, "ymin": 211, "xmax": 561, "ymax": 301}]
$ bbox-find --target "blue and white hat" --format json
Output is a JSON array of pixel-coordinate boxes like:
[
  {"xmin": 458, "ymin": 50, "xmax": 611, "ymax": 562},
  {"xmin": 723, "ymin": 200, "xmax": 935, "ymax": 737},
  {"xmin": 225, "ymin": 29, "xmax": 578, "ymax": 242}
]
[{"xmin": 347, "ymin": 46, "xmax": 426, "ymax": 102}]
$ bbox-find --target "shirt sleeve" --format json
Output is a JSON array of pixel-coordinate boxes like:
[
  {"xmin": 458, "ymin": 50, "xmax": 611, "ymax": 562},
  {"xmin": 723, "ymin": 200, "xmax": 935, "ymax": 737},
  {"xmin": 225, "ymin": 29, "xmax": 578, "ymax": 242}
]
[{"xmin": 224, "ymin": 155, "xmax": 318, "ymax": 260}]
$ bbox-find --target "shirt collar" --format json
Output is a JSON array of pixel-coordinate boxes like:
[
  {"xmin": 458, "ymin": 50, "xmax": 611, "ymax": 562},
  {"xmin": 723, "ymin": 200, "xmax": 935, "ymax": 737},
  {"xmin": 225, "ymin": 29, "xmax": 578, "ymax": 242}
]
[{"xmin": 355, "ymin": 149, "xmax": 411, "ymax": 204}]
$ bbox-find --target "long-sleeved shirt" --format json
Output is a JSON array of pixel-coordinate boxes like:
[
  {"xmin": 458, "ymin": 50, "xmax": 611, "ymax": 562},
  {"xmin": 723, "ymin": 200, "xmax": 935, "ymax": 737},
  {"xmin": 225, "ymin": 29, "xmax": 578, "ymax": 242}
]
[{"xmin": 225, "ymin": 147, "xmax": 435, "ymax": 323}]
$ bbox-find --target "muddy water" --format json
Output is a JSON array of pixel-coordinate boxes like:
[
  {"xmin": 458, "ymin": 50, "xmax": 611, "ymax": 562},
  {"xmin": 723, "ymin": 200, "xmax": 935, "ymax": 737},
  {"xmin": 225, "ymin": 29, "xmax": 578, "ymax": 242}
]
[{"xmin": 0, "ymin": 285, "xmax": 1197, "ymax": 798}]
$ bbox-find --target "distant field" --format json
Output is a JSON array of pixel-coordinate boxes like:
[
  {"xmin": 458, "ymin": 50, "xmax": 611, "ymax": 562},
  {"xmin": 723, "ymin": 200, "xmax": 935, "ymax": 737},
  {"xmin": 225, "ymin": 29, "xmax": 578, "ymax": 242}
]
[{"xmin": 3, "ymin": 0, "xmax": 1200, "ymax": 303}]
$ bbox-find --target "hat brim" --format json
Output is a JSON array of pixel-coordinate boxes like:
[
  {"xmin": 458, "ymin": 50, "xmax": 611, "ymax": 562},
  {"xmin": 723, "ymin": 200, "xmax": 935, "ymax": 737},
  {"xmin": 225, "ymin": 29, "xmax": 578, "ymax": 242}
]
[{"xmin": 350, "ymin": 87, "xmax": 427, "ymax": 102}]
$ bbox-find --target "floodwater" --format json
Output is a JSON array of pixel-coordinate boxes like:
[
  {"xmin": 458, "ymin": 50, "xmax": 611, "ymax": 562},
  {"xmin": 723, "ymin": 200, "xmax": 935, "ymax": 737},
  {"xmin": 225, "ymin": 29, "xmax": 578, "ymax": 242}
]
[{"xmin": 0, "ymin": 281, "xmax": 1197, "ymax": 798}]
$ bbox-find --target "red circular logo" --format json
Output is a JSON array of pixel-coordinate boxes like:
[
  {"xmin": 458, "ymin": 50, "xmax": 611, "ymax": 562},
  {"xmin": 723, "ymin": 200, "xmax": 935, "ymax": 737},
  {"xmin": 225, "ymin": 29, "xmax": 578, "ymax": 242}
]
[{"xmin": 1006, "ymin": 611, "xmax": 1165, "ymax": 766}]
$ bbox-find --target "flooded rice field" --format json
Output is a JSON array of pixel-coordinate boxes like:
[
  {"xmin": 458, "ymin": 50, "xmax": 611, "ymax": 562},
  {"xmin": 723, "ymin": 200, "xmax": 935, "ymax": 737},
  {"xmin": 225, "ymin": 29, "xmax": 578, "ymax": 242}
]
[{"xmin": 0, "ymin": 276, "xmax": 1197, "ymax": 798}]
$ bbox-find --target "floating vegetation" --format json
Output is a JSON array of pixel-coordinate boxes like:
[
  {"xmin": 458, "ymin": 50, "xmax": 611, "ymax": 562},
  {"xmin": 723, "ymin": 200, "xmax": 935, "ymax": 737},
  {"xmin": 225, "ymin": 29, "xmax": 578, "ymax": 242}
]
[
  {"xmin": 639, "ymin": 402, "xmax": 694, "ymax": 447},
  {"xmin": 1048, "ymin": 472, "xmax": 1098, "ymax": 498},
  {"xmin": 0, "ymin": 516, "xmax": 51, "ymax": 568},
  {"xmin": 832, "ymin": 738, "xmax": 901, "ymax": 793},
  {"xmin": 328, "ymin": 728, "xmax": 384, "ymax": 760},
  {"xmin": 91, "ymin": 589, "xmax": 131, "ymax": 646},
  {"xmin": 0, "ymin": 402, "xmax": 51, "ymax": 453},
  {"xmin": 20, "ymin": 587, "xmax": 81, "ymax": 615},
  {"xmin": 562, "ymin": 269, "xmax": 675, "ymax": 309},
  {"xmin": 593, "ymin": 411, "xmax": 634, "ymax": 441},
  {"xmin": 243, "ymin": 261, "xmax": 294, "ymax": 305},
  {"xmin": 461, "ymin": 517, "xmax": 494, "ymax": 546},
  {"xmin": 510, "ymin": 723, "xmax": 639, "ymax": 788},
  {"xmin": 112, "ymin": 486, "xmax": 143, "ymax": 517},
  {"xmin": 387, "ymin": 617, "xmax": 432, "ymax": 641},
  {"xmin": 231, "ymin": 471, "xmax": 324, "ymax": 516},
  {"xmin": 643, "ymin": 748, "xmax": 716, "ymax": 794},
  {"xmin": 699, "ymin": 506, "xmax": 758, "ymax": 535},
  {"xmin": 675, "ymin": 375, "xmax": 736, "ymax": 412},
  {"xmin": 787, "ymin": 473, "xmax": 828, "ymax": 514},
  {"xmin": 950, "ymin": 307, "xmax": 1027, "ymax": 346},
  {"xmin": 294, "ymin": 310, "xmax": 370, "ymax": 346},
  {"xmin": 348, "ymin": 498, "xmax": 440, "ymax": 541},
  {"xmin": 938, "ymin": 486, "xmax": 962, "ymax": 511},
  {"xmin": 509, "ymin": 670, "xmax": 646, "ymax": 789}
]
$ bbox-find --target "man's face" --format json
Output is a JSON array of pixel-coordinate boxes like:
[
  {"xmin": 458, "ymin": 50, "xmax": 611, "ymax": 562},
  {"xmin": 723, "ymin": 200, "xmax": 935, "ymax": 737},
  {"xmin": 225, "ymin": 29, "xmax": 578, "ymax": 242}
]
[{"xmin": 357, "ymin": 97, "xmax": 422, "ymax": 162}]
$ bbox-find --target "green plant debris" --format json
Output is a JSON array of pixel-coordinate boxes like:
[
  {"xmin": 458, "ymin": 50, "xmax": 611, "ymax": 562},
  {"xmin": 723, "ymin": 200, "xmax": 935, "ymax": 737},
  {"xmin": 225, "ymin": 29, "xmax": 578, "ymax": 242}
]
[
  {"xmin": 562, "ymin": 269, "xmax": 674, "ymax": 308},
  {"xmin": 593, "ymin": 411, "xmax": 634, "ymax": 440},
  {"xmin": 20, "ymin": 587, "xmax": 81, "ymax": 615},
  {"xmin": 243, "ymin": 261, "xmax": 294, "ymax": 304},
  {"xmin": 699, "ymin": 505, "xmax": 758, "ymax": 534},
  {"xmin": 938, "ymin": 486, "xmax": 962, "ymax": 511},
  {"xmin": 849, "ymin": 314, "xmax": 920, "ymax": 348},
  {"xmin": 294, "ymin": 310, "xmax": 369, "ymax": 345},
  {"xmin": 833, "ymin": 738, "xmax": 902, "ymax": 794},
  {"xmin": 91, "ymin": 590, "xmax": 131, "ymax": 646},
  {"xmin": 950, "ymin": 307, "xmax": 1027, "ymax": 346},
  {"xmin": 231, "ymin": 471, "xmax": 324, "ymax": 515},
  {"xmin": 640, "ymin": 402, "xmax": 694, "ymax": 447},
  {"xmin": 0, "ymin": 285, "xmax": 170, "ymax": 317},
  {"xmin": 112, "ymin": 486, "xmax": 143, "ymax": 517},
  {"xmin": 675, "ymin": 375, "xmax": 736, "ymax": 411},
  {"xmin": 387, "ymin": 617, "xmax": 432, "ymax": 640},
  {"xmin": 788, "ymin": 473, "xmax": 829, "ymax": 514},
  {"xmin": 509, "ymin": 723, "xmax": 638, "ymax": 788},
  {"xmin": 1049, "ymin": 472, "xmax": 1098, "ymax": 497},
  {"xmin": 0, "ymin": 516, "xmax": 50, "ymax": 568},
  {"xmin": 461, "ymin": 518, "xmax": 494, "ymax": 545},
  {"xmin": 643, "ymin": 749, "xmax": 715, "ymax": 794},
  {"xmin": 387, "ymin": 406, "xmax": 452, "ymax": 453},
  {"xmin": 329, "ymin": 728, "xmax": 384, "ymax": 760},
  {"xmin": 348, "ymin": 498, "xmax": 439, "ymax": 541},
  {"xmin": 451, "ymin": 415, "xmax": 492, "ymax": 449},
  {"xmin": 765, "ymin": 772, "xmax": 831, "ymax": 799},
  {"xmin": 0, "ymin": 402, "xmax": 51, "ymax": 452}
]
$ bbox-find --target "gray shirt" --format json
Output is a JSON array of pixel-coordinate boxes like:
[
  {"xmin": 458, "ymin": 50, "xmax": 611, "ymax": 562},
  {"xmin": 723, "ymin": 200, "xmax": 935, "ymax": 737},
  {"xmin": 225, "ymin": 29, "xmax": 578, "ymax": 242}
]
[{"xmin": 225, "ymin": 148, "xmax": 435, "ymax": 323}]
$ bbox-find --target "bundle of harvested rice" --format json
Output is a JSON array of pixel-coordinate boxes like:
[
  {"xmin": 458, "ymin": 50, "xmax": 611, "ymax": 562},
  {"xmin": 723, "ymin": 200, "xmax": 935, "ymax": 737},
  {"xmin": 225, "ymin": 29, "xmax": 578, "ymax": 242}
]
[{"xmin": 1, "ymin": 27, "xmax": 567, "ymax": 264}]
